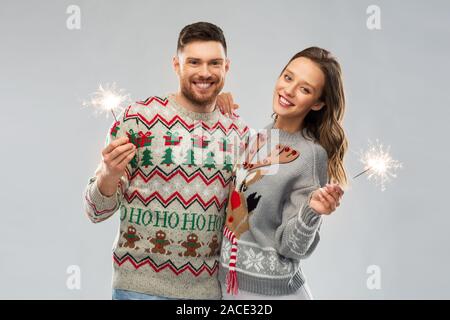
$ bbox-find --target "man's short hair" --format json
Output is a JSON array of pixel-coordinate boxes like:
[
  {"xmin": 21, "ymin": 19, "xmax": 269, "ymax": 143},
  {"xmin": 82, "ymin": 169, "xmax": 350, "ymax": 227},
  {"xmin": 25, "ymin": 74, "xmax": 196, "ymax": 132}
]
[{"xmin": 177, "ymin": 22, "xmax": 227, "ymax": 55}]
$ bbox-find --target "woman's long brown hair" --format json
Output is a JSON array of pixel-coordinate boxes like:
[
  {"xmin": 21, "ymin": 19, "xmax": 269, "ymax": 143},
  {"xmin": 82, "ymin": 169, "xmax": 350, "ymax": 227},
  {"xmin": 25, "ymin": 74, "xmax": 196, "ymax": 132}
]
[{"xmin": 278, "ymin": 47, "xmax": 348, "ymax": 186}]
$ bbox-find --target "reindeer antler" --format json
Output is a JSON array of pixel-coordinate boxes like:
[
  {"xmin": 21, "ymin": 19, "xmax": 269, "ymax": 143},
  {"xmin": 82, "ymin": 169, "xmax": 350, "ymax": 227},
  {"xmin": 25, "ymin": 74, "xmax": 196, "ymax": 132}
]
[
  {"xmin": 245, "ymin": 144, "xmax": 299, "ymax": 171},
  {"xmin": 242, "ymin": 132, "xmax": 267, "ymax": 167}
]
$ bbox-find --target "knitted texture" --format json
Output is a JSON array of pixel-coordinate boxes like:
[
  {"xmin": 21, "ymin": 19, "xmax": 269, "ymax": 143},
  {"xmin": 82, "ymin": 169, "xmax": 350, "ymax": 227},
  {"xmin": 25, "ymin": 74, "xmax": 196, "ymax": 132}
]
[
  {"xmin": 84, "ymin": 94, "xmax": 249, "ymax": 299},
  {"xmin": 219, "ymin": 124, "xmax": 327, "ymax": 296}
]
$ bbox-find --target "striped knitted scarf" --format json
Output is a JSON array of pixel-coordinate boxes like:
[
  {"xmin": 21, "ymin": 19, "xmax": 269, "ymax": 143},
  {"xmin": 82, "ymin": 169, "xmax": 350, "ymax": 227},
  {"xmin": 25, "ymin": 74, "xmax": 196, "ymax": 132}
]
[{"xmin": 223, "ymin": 225, "xmax": 239, "ymax": 295}]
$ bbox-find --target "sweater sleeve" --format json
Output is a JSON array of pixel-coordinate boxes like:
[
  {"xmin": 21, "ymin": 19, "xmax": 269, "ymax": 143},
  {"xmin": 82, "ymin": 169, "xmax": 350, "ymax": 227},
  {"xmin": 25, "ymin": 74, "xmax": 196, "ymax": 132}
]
[
  {"xmin": 83, "ymin": 107, "xmax": 133, "ymax": 224},
  {"xmin": 275, "ymin": 143, "xmax": 328, "ymax": 260}
]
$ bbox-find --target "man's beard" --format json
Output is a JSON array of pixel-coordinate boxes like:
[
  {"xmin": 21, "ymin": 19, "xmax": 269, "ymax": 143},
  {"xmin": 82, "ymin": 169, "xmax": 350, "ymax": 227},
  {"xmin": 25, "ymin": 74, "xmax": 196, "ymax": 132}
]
[{"xmin": 180, "ymin": 77, "xmax": 224, "ymax": 108}]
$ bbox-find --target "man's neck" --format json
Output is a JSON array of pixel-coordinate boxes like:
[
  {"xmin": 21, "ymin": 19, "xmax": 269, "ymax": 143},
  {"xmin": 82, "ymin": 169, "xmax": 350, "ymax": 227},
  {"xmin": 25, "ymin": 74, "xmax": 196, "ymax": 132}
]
[{"xmin": 174, "ymin": 92, "xmax": 216, "ymax": 114}]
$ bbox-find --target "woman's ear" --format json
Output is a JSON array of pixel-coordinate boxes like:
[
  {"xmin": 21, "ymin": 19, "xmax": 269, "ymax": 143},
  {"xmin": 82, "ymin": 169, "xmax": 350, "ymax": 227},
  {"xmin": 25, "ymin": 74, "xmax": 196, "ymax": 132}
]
[{"xmin": 311, "ymin": 101, "xmax": 325, "ymax": 111}]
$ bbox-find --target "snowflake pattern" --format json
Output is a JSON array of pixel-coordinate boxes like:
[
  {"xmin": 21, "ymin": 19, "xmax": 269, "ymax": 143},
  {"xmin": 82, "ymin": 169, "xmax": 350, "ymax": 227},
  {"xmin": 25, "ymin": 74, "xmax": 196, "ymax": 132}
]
[
  {"xmin": 222, "ymin": 245, "xmax": 295, "ymax": 276},
  {"xmin": 242, "ymin": 248, "xmax": 265, "ymax": 272},
  {"xmin": 268, "ymin": 255, "xmax": 277, "ymax": 272},
  {"xmin": 221, "ymin": 240, "xmax": 231, "ymax": 261}
]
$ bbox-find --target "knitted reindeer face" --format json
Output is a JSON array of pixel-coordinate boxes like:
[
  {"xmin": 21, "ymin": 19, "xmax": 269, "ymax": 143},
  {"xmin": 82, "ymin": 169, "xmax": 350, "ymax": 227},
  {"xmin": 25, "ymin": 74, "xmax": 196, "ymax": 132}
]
[{"xmin": 225, "ymin": 133, "xmax": 300, "ymax": 239}]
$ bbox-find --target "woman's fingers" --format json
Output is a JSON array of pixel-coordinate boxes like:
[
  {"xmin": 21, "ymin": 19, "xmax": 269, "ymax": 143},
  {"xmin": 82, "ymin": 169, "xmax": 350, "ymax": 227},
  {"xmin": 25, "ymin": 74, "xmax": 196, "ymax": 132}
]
[
  {"xmin": 226, "ymin": 93, "xmax": 234, "ymax": 117},
  {"xmin": 216, "ymin": 93, "xmax": 228, "ymax": 115},
  {"xmin": 222, "ymin": 92, "xmax": 235, "ymax": 116},
  {"xmin": 325, "ymin": 184, "xmax": 344, "ymax": 206},
  {"xmin": 324, "ymin": 185, "xmax": 340, "ymax": 202},
  {"xmin": 327, "ymin": 183, "xmax": 344, "ymax": 198},
  {"xmin": 226, "ymin": 92, "xmax": 234, "ymax": 110},
  {"xmin": 315, "ymin": 189, "xmax": 329, "ymax": 211},
  {"xmin": 320, "ymin": 188, "xmax": 337, "ymax": 212},
  {"xmin": 312, "ymin": 185, "xmax": 343, "ymax": 215}
]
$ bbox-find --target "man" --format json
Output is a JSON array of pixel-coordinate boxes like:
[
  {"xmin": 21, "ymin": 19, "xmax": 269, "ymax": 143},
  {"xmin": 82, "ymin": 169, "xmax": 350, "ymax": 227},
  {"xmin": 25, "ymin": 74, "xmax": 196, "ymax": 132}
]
[{"xmin": 83, "ymin": 22, "xmax": 248, "ymax": 300}]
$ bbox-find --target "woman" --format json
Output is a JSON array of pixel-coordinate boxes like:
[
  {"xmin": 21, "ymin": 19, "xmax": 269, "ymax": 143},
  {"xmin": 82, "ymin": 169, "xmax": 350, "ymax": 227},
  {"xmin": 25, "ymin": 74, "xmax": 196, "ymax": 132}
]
[{"xmin": 216, "ymin": 47, "xmax": 347, "ymax": 300}]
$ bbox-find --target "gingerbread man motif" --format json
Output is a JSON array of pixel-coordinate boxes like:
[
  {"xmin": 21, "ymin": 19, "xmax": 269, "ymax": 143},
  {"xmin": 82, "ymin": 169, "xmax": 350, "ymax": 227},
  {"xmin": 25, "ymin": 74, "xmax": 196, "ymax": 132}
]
[
  {"xmin": 146, "ymin": 230, "xmax": 173, "ymax": 255},
  {"xmin": 178, "ymin": 233, "xmax": 203, "ymax": 257},
  {"xmin": 206, "ymin": 234, "xmax": 220, "ymax": 257},
  {"xmin": 119, "ymin": 225, "xmax": 143, "ymax": 250}
]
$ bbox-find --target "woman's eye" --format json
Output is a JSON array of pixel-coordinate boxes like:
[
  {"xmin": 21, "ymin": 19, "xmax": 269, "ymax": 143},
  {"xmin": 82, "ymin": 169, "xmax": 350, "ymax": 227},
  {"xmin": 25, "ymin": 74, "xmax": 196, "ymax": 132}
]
[
  {"xmin": 301, "ymin": 87, "xmax": 310, "ymax": 94},
  {"xmin": 284, "ymin": 74, "xmax": 291, "ymax": 81}
]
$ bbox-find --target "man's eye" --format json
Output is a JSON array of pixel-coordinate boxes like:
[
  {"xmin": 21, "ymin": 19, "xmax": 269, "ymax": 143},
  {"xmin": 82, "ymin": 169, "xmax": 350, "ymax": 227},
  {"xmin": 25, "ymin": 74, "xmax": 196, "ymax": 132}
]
[{"xmin": 189, "ymin": 61, "xmax": 198, "ymax": 65}]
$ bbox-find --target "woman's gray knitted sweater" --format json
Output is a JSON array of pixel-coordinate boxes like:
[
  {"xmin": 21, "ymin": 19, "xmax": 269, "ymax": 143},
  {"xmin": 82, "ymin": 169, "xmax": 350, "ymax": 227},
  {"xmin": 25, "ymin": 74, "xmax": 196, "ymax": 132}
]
[{"xmin": 219, "ymin": 124, "xmax": 328, "ymax": 296}]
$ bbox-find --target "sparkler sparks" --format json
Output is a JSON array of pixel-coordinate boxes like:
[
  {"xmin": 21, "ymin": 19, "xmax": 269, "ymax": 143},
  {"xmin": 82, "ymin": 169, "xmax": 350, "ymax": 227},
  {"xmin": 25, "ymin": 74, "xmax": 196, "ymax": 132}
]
[
  {"xmin": 353, "ymin": 140, "xmax": 402, "ymax": 191},
  {"xmin": 83, "ymin": 83, "xmax": 130, "ymax": 121}
]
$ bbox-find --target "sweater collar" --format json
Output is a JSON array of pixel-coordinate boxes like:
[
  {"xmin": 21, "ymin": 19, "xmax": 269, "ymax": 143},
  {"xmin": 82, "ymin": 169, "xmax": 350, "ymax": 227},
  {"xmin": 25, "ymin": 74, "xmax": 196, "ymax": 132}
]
[
  {"xmin": 167, "ymin": 93, "xmax": 221, "ymax": 122},
  {"xmin": 264, "ymin": 122, "xmax": 313, "ymax": 145}
]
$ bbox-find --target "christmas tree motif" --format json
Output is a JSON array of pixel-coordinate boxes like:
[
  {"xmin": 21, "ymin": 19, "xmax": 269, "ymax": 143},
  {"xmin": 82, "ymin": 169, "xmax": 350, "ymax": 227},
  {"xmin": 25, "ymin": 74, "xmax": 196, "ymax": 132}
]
[
  {"xmin": 183, "ymin": 148, "xmax": 197, "ymax": 167},
  {"xmin": 110, "ymin": 121, "xmax": 120, "ymax": 138},
  {"xmin": 204, "ymin": 151, "xmax": 216, "ymax": 171},
  {"xmin": 161, "ymin": 148, "xmax": 175, "ymax": 166},
  {"xmin": 223, "ymin": 154, "xmax": 233, "ymax": 172},
  {"xmin": 130, "ymin": 154, "xmax": 138, "ymax": 169},
  {"xmin": 141, "ymin": 148, "xmax": 153, "ymax": 167}
]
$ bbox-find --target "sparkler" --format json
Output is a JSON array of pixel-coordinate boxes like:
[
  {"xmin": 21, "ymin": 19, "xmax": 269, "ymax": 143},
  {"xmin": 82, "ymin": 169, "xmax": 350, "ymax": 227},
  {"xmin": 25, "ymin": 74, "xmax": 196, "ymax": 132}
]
[
  {"xmin": 83, "ymin": 82, "xmax": 139, "ymax": 163},
  {"xmin": 83, "ymin": 82, "xmax": 130, "ymax": 122},
  {"xmin": 353, "ymin": 140, "xmax": 402, "ymax": 191}
]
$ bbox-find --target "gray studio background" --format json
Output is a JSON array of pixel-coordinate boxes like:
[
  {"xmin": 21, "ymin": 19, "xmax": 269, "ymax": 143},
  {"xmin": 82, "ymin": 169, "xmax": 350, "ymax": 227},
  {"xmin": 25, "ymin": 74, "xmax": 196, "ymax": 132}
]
[{"xmin": 1, "ymin": 0, "xmax": 449, "ymax": 299}]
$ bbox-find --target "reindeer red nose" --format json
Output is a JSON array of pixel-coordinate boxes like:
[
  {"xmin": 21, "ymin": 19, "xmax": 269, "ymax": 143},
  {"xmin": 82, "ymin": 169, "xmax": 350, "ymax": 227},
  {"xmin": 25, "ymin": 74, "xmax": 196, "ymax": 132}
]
[{"xmin": 230, "ymin": 190, "xmax": 241, "ymax": 210}]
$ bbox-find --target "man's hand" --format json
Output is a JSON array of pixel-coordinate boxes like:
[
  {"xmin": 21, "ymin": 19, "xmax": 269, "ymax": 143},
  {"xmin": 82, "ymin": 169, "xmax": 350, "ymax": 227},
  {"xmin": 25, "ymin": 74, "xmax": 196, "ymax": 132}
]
[
  {"xmin": 97, "ymin": 137, "xmax": 136, "ymax": 197},
  {"xmin": 309, "ymin": 183, "xmax": 344, "ymax": 215},
  {"xmin": 216, "ymin": 92, "xmax": 239, "ymax": 117}
]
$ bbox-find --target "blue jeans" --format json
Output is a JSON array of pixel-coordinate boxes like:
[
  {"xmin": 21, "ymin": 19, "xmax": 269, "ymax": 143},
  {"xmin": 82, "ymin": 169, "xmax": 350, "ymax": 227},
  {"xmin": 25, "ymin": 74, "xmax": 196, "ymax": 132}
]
[{"xmin": 112, "ymin": 289, "xmax": 178, "ymax": 300}]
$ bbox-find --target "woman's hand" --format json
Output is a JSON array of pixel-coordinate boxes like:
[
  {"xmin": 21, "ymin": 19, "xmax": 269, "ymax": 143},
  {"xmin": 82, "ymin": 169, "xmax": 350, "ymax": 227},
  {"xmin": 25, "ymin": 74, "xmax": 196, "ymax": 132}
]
[
  {"xmin": 309, "ymin": 183, "xmax": 344, "ymax": 215},
  {"xmin": 216, "ymin": 92, "xmax": 239, "ymax": 117}
]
